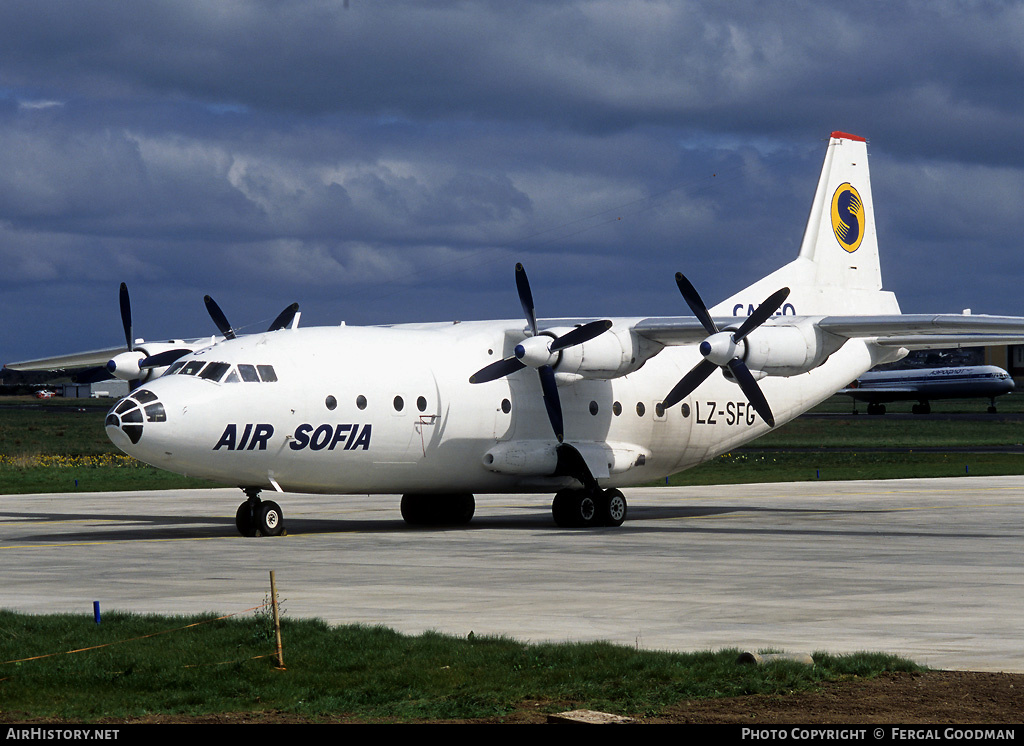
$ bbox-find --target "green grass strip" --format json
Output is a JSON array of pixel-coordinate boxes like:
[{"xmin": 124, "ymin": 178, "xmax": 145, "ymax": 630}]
[{"xmin": 0, "ymin": 611, "xmax": 922, "ymax": 722}]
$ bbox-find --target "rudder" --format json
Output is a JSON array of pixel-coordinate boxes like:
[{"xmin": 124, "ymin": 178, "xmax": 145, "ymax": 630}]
[{"xmin": 713, "ymin": 132, "xmax": 899, "ymax": 318}]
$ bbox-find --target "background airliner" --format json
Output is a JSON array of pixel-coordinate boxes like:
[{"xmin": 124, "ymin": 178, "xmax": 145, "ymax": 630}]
[
  {"xmin": 9, "ymin": 132, "xmax": 1024, "ymax": 537},
  {"xmin": 840, "ymin": 365, "xmax": 1014, "ymax": 414}
]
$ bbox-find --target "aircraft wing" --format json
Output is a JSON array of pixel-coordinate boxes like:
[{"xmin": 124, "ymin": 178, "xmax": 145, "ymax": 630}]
[
  {"xmin": 5, "ymin": 336, "xmax": 217, "ymax": 374},
  {"xmin": 838, "ymin": 385, "xmax": 917, "ymax": 394},
  {"xmin": 816, "ymin": 314, "xmax": 1024, "ymax": 350},
  {"xmin": 5, "ymin": 346, "xmax": 129, "ymax": 371},
  {"xmin": 634, "ymin": 314, "xmax": 1024, "ymax": 350}
]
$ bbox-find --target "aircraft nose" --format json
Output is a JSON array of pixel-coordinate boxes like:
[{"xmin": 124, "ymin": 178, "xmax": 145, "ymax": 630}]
[{"xmin": 105, "ymin": 388, "xmax": 168, "ymax": 448}]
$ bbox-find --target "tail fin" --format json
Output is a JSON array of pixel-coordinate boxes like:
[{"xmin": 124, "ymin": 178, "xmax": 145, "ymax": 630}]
[{"xmin": 713, "ymin": 132, "xmax": 900, "ymax": 317}]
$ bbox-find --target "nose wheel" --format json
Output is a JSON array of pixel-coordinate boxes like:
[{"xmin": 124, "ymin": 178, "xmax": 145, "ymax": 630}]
[{"xmin": 235, "ymin": 488, "xmax": 285, "ymax": 537}]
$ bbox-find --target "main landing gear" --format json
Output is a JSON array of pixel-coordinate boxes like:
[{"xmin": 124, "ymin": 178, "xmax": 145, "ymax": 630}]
[
  {"xmin": 552, "ymin": 488, "xmax": 627, "ymax": 528},
  {"xmin": 397, "ymin": 489, "xmax": 627, "ymax": 529},
  {"xmin": 549, "ymin": 442, "xmax": 627, "ymax": 528},
  {"xmin": 235, "ymin": 487, "xmax": 285, "ymax": 537}
]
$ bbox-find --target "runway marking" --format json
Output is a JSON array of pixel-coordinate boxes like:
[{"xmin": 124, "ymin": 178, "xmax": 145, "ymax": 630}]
[{"xmin": 0, "ymin": 536, "xmax": 241, "ymax": 550}]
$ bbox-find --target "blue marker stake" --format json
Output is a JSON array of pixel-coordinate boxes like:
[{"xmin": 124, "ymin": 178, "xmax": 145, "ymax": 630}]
[{"xmin": 93, "ymin": 601, "xmax": 101, "ymax": 625}]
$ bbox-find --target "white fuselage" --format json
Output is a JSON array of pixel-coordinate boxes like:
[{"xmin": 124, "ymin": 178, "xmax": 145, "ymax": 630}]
[{"xmin": 104, "ymin": 317, "xmax": 883, "ymax": 495}]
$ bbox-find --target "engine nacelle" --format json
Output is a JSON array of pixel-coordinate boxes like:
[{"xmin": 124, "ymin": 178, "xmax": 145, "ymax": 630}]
[
  {"xmin": 106, "ymin": 351, "xmax": 146, "ymax": 381},
  {"xmin": 547, "ymin": 326, "xmax": 659, "ymax": 380},
  {"xmin": 736, "ymin": 320, "xmax": 845, "ymax": 377},
  {"xmin": 106, "ymin": 341, "xmax": 193, "ymax": 382}
]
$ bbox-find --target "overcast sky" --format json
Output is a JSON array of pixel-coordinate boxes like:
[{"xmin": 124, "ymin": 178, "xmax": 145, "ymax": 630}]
[{"xmin": 3, "ymin": 0, "xmax": 1024, "ymax": 362}]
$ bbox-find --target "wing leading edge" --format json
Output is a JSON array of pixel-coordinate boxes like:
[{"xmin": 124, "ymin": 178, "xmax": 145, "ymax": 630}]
[{"xmin": 633, "ymin": 313, "xmax": 1024, "ymax": 351}]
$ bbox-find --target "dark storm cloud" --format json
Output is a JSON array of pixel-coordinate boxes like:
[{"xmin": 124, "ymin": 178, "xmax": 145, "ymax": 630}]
[{"xmin": 1, "ymin": 1, "xmax": 1024, "ymax": 361}]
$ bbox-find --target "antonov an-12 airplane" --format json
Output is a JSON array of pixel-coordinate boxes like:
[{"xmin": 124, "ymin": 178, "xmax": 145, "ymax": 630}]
[{"xmin": 10, "ymin": 132, "xmax": 1024, "ymax": 536}]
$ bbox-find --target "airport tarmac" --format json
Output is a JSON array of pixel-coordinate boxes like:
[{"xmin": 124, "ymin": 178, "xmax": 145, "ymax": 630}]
[{"xmin": 2, "ymin": 476, "xmax": 1022, "ymax": 673}]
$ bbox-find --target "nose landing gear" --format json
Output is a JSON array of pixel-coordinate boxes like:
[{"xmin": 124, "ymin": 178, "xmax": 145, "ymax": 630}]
[{"xmin": 235, "ymin": 487, "xmax": 285, "ymax": 537}]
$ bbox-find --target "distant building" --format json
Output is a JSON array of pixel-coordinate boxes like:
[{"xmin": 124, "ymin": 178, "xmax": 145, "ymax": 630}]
[
  {"xmin": 61, "ymin": 381, "xmax": 130, "ymax": 399},
  {"xmin": 985, "ymin": 345, "xmax": 1024, "ymax": 378}
]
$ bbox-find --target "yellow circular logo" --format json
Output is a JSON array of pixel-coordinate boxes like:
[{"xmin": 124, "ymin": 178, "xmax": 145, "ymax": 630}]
[{"xmin": 831, "ymin": 183, "xmax": 864, "ymax": 253}]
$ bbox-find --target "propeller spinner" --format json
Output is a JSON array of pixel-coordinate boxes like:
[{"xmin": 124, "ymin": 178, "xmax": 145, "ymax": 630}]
[
  {"xmin": 662, "ymin": 273, "xmax": 790, "ymax": 428},
  {"xmin": 469, "ymin": 263, "xmax": 612, "ymax": 442}
]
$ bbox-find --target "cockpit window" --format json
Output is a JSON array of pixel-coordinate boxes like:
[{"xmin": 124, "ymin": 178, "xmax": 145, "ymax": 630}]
[
  {"xmin": 173, "ymin": 361, "xmax": 276, "ymax": 383},
  {"xmin": 238, "ymin": 364, "xmax": 260, "ymax": 382},
  {"xmin": 164, "ymin": 360, "xmax": 186, "ymax": 376},
  {"xmin": 199, "ymin": 362, "xmax": 231, "ymax": 382}
]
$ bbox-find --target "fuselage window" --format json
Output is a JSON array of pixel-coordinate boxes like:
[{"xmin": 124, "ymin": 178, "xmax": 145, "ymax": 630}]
[
  {"xmin": 199, "ymin": 362, "xmax": 231, "ymax": 381},
  {"xmin": 238, "ymin": 364, "xmax": 260, "ymax": 382},
  {"xmin": 356, "ymin": 395, "xmax": 368, "ymax": 410},
  {"xmin": 393, "ymin": 395, "xmax": 404, "ymax": 412},
  {"xmin": 416, "ymin": 396, "xmax": 427, "ymax": 412},
  {"xmin": 612, "ymin": 401, "xmax": 622, "ymax": 416},
  {"xmin": 325, "ymin": 395, "xmax": 337, "ymax": 411},
  {"xmin": 257, "ymin": 365, "xmax": 278, "ymax": 382},
  {"xmin": 636, "ymin": 402, "xmax": 646, "ymax": 417}
]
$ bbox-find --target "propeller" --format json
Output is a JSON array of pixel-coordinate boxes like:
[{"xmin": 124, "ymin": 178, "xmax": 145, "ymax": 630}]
[
  {"xmin": 204, "ymin": 295, "xmax": 236, "ymax": 340},
  {"xmin": 138, "ymin": 348, "xmax": 193, "ymax": 369},
  {"xmin": 662, "ymin": 273, "xmax": 790, "ymax": 428},
  {"xmin": 74, "ymin": 283, "xmax": 142, "ymax": 386},
  {"xmin": 204, "ymin": 296, "xmax": 300, "ymax": 339},
  {"xmin": 119, "ymin": 282, "xmax": 133, "ymax": 353},
  {"xmin": 469, "ymin": 263, "xmax": 612, "ymax": 442}
]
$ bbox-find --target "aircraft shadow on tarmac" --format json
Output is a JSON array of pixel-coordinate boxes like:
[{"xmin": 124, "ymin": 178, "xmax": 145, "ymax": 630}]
[{"xmin": 7, "ymin": 502, "xmax": 1002, "ymax": 542}]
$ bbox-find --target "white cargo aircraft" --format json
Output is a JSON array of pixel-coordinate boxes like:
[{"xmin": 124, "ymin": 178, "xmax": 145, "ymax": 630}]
[{"xmin": 10, "ymin": 132, "xmax": 1024, "ymax": 536}]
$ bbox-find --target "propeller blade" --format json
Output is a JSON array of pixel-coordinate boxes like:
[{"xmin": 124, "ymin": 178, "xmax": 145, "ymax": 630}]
[
  {"xmin": 550, "ymin": 319, "xmax": 613, "ymax": 352},
  {"xmin": 515, "ymin": 263, "xmax": 539, "ymax": 336},
  {"xmin": 268, "ymin": 303, "xmax": 299, "ymax": 332},
  {"xmin": 727, "ymin": 359, "xmax": 775, "ymax": 427},
  {"xmin": 139, "ymin": 349, "xmax": 192, "ymax": 369},
  {"xmin": 469, "ymin": 356, "xmax": 527, "ymax": 384},
  {"xmin": 119, "ymin": 283, "xmax": 133, "ymax": 351},
  {"xmin": 204, "ymin": 295, "xmax": 235, "ymax": 339},
  {"xmin": 675, "ymin": 273, "xmax": 718, "ymax": 336},
  {"xmin": 663, "ymin": 358, "xmax": 717, "ymax": 408},
  {"xmin": 732, "ymin": 287, "xmax": 791, "ymax": 343},
  {"xmin": 537, "ymin": 365, "xmax": 564, "ymax": 443}
]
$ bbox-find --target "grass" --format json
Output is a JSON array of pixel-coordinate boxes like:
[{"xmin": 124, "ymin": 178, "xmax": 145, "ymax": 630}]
[
  {"xmin": 668, "ymin": 450, "xmax": 1024, "ymax": 485},
  {"xmin": 0, "ymin": 610, "xmax": 922, "ymax": 722}
]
